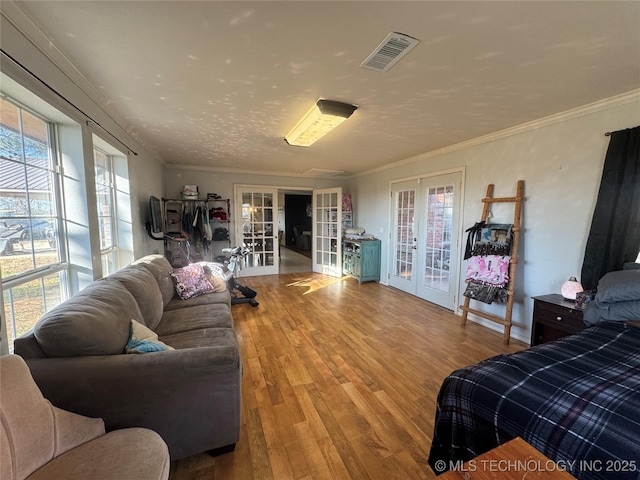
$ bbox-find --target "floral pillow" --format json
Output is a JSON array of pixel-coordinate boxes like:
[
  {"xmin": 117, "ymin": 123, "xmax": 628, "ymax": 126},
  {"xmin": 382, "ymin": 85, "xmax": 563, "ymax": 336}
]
[{"xmin": 170, "ymin": 263, "xmax": 214, "ymax": 300}]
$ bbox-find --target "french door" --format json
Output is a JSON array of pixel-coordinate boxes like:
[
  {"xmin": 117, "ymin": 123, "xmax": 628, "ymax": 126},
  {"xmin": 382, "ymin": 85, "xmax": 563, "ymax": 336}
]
[
  {"xmin": 389, "ymin": 172, "xmax": 462, "ymax": 310},
  {"xmin": 234, "ymin": 186, "xmax": 278, "ymax": 276},
  {"xmin": 312, "ymin": 187, "xmax": 342, "ymax": 277},
  {"xmin": 389, "ymin": 180, "xmax": 418, "ymax": 293}
]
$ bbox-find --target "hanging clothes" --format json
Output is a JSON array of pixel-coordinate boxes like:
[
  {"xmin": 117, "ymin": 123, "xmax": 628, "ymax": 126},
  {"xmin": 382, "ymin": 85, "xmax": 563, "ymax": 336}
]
[
  {"xmin": 464, "ymin": 221, "xmax": 485, "ymax": 260},
  {"xmin": 463, "ymin": 222, "xmax": 513, "ymax": 304},
  {"xmin": 463, "ymin": 280, "xmax": 509, "ymax": 304},
  {"xmin": 465, "ymin": 254, "xmax": 510, "ymax": 286}
]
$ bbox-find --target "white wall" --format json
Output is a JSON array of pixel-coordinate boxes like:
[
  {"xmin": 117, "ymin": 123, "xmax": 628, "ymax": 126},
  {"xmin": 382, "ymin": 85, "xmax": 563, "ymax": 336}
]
[
  {"xmin": 164, "ymin": 169, "xmax": 347, "ymax": 201},
  {"xmin": 347, "ymin": 98, "xmax": 640, "ymax": 343},
  {"xmin": 130, "ymin": 155, "xmax": 166, "ymax": 256},
  {"xmin": 164, "ymin": 169, "xmax": 347, "ymax": 247}
]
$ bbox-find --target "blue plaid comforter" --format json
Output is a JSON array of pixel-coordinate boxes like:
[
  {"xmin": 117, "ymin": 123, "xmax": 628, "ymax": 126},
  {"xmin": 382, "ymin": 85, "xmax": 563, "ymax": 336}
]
[{"xmin": 428, "ymin": 322, "xmax": 640, "ymax": 479}]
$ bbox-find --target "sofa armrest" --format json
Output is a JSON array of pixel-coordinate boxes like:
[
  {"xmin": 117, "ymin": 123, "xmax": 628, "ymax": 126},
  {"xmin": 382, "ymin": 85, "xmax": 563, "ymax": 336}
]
[
  {"xmin": 51, "ymin": 406, "xmax": 105, "ymax": 457},
  {"xmin": 22, "ymin": 346, "xmax": 241, "ymax": 460}
]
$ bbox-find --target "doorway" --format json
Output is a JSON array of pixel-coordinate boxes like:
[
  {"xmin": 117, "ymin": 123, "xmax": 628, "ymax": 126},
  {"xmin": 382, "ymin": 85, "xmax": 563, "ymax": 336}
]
[
  {"xmin": 388, "ymin": 171, "xmax": 463, "ymax": 311},
  {"xmin": 235, "ymin": 186, "xmax": 345, "ymax": 277},
  {"xmin": 284, "ymin": 193, "xmax": 312, "ymax": 254},
  {"xmin": 280, "ymin": 190, "xmax": 313, "ymax": 274}
]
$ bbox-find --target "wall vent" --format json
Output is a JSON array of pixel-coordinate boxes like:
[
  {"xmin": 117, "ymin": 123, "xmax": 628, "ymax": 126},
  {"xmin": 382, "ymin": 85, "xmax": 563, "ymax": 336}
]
[
  {"xmin": 360, "ymin": 32, "xmax": 420, "ymax": 72},
  {"xmin": 302, "ymin": 168, "xmax": 345, "ymax": 177}
]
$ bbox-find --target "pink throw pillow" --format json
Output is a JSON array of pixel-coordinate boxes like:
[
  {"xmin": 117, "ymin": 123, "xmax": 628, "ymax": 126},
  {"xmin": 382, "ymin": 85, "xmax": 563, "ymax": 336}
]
[{"xmin": 170, "ymin": 263, "xmax": 214, "ymax": 300}]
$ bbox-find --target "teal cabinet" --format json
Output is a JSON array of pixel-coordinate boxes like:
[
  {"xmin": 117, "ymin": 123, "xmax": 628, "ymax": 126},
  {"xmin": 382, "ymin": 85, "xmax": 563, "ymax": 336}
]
[{"xmin": 343, "ymin": 239, "xmax": 381, "ymax": 284}]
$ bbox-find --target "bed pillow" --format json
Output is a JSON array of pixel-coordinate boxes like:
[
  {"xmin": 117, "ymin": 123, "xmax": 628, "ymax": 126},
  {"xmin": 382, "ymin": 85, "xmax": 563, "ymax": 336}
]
[
  {"xmin": 125, "ymin": 319, "xmax": 174, "ymax": 353},
  {"xmin": 623, "ymin": 262, "xmax": 640, "ymax": 270},
  {"xmin": 170, "ymin": 263, "xmax": 214, "ymax": 300},
  {"xmin": 584, "ymin": 299, "xmax": 640, "ymax": 326},
  {"xmin": 595, "ymin": 269, "xmax": 640, "ymax": 303}
]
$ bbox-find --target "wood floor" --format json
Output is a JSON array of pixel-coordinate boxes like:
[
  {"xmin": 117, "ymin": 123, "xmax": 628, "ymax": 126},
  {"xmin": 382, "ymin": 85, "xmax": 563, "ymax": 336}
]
[{"xmin": 169, "ymin": 273, "xmax": 527, "ymax": 480}]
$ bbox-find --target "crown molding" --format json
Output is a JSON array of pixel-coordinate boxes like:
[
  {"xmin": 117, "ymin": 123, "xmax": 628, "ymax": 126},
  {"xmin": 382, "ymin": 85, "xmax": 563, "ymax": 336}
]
[
  {"xmin": 353, "ymin": 89, "xmax": 640, "ymax": 179},
  {"xmin": 1, "ymin": 2, "xmax": 164, "ymax": 163},
  {"xmin": 165, "ymin": 163, "xmax": 351, "ymax": 179}
]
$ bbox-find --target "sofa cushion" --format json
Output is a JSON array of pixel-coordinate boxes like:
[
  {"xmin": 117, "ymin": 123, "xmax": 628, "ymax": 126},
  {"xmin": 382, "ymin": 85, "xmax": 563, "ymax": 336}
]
[
  {"xmin": 155, "ymin": 304, "xmax": 233, "ymax": 337},
  {"xmin": 159, "ymin": 327, "xmax": 239, "ymax": 352},
  {"xmin": 132, "ymin": 255, "xmax": 176, "ymax": 307},
  {"xmin": 102, "ymin": 266, "xmax": 164, "ymax": 330},
  {"xmin": 34, "ymin": 282, "xmax": 142, "ymax": 358},
  {"xmin": 126, "ymin": 320, "xmax": 174, "ymax": 354},
  {"xmin": 164, "ymin": 290, "xmax": 231, "ymax": 311},
  {"xmin": 26, "ymin": 428, "xmax": 170, "ymax": 480}
]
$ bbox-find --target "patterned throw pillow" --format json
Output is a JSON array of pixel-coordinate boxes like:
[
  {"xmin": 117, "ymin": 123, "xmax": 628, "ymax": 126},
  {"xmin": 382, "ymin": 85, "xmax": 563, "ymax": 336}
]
[
  {"xmin": 170, "ymin": 263, "xmax": 214, "ymax": 300},
  {"xmin": 125, "ymin": 319, "xmax": 174, "ymax": 353}
]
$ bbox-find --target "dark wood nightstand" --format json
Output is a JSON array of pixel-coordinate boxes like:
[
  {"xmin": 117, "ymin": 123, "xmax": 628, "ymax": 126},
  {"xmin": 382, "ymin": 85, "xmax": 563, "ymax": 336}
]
[{"xmin": 531, "ymin": 294, "xmax": 586, "ymax": 346}]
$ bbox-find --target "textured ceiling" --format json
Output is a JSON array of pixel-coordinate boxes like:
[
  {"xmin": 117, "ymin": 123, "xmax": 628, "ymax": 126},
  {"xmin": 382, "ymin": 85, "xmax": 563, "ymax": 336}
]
[{"xmin": 8, "ymin": 1, "xmax": 640, "ymax": 177}]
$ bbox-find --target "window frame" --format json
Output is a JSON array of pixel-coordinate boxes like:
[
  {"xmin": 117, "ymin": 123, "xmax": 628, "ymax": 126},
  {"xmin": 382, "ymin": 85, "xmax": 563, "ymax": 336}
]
[
  {"xmin": 1, "ymin": 95, "xmax": 69, "ymax": 350},
  {"xmin": 94, "ymin": 147, "xmax": 120, "ymax": 275}
]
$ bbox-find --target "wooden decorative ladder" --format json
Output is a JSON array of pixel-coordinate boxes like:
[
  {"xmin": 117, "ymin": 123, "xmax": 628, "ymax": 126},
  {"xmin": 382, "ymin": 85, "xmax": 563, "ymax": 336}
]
[{"xmin": 460, "ymin": 180, "xmax": 524, "ymax": 344}]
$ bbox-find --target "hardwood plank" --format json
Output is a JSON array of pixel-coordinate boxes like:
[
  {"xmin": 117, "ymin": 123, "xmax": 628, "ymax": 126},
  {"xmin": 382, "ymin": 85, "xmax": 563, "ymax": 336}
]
[
  {"xmin": 255, "ymin": 387, "xmax": 295, "ymax": 480},
  {"xmin": 302, "ymin": 382, "xmax": 373, "ymax": 478},
  {"xmin": 306, "ymin": 380, "xmax": 370, "ymax": 442},
  {"xmin": 170, "ymin": 273, "xmax": 527, "ymax": 480},
  {"xmin": 245, "ymin": 407, "xmax": 275, "ymax": 480},
  {"xmin": 293, "ymin": 421, "xmax": 336, "ymax": 479}
]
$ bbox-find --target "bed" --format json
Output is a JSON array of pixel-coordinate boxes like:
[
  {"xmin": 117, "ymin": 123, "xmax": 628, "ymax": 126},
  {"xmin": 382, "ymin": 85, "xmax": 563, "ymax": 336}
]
[{"xmin": 428, "ymin": 268, "xmax": 640, "ymax": 480}]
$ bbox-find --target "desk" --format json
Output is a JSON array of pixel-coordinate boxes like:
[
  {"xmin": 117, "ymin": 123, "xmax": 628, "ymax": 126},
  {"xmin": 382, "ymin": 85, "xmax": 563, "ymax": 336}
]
[{"xmin": 436, "ymin": 437, "xmax": 576, "ymax": 479}]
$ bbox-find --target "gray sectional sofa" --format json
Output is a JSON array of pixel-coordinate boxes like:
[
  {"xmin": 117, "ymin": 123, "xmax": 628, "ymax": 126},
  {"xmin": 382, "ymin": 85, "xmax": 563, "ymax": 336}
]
[{"xmin": 14, "ymin": 254, "xmax": 242, "ymax": 461}]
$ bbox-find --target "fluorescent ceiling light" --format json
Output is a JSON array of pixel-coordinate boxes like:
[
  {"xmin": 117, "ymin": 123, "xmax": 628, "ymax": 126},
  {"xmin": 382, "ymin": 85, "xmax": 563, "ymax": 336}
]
[{"xmin": 285, "ymin": 99, "xmax": 357, "ymax": 147}]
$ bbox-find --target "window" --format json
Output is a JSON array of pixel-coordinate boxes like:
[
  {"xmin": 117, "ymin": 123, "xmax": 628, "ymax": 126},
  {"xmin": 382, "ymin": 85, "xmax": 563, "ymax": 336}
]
[
  {"xmin": 94, "ymin": 148, "xmax": 118, "ymax": 275},
  {"xmin": 1, "ymin": 96, "xmax": 67, "ymax": 348},
  {"xmin": 1, "ymin": 75, "xmax": 134, "ymax": 353}
]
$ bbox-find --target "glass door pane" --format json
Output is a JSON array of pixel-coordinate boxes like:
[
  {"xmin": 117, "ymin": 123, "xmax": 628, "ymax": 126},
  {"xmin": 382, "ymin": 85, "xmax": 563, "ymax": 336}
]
[
  {"xmin": 423, "ymin": 185, "xmax": 454, "ymax": 293},
  {"xmin": 312, "ymin": 188, "xmax": 342, "ymax": 277},
  {"xmin": 416, "ymin": 172, "xmax": 461, "ymax": 311},
  {"xmin": 388, "ymin": 180, "xmax": 418, "ymax": 293},
  {"xmin": 237, "ymin": 187, "xmax": 278, "ymax": 276}
]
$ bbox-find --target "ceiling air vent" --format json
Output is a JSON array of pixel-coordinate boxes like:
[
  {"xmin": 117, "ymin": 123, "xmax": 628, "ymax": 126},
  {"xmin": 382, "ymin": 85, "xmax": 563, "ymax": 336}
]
[{"xmin": 360, "ymin": 32, "xmax": 420, "ymax": 72}]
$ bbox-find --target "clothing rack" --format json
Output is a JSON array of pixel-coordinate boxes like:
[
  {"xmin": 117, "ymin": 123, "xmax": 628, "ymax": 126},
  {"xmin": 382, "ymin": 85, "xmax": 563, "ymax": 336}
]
[{"xmin": 460, "ymin": 180, "xmax": 524, "ymax": 344}]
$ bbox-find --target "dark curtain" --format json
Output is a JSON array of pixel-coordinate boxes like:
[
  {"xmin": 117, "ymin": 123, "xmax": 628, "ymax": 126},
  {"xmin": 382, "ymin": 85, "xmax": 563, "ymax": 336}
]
[{"xmin": 581, "ymin": 126, "xmax": 640, "ymax": 290}]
